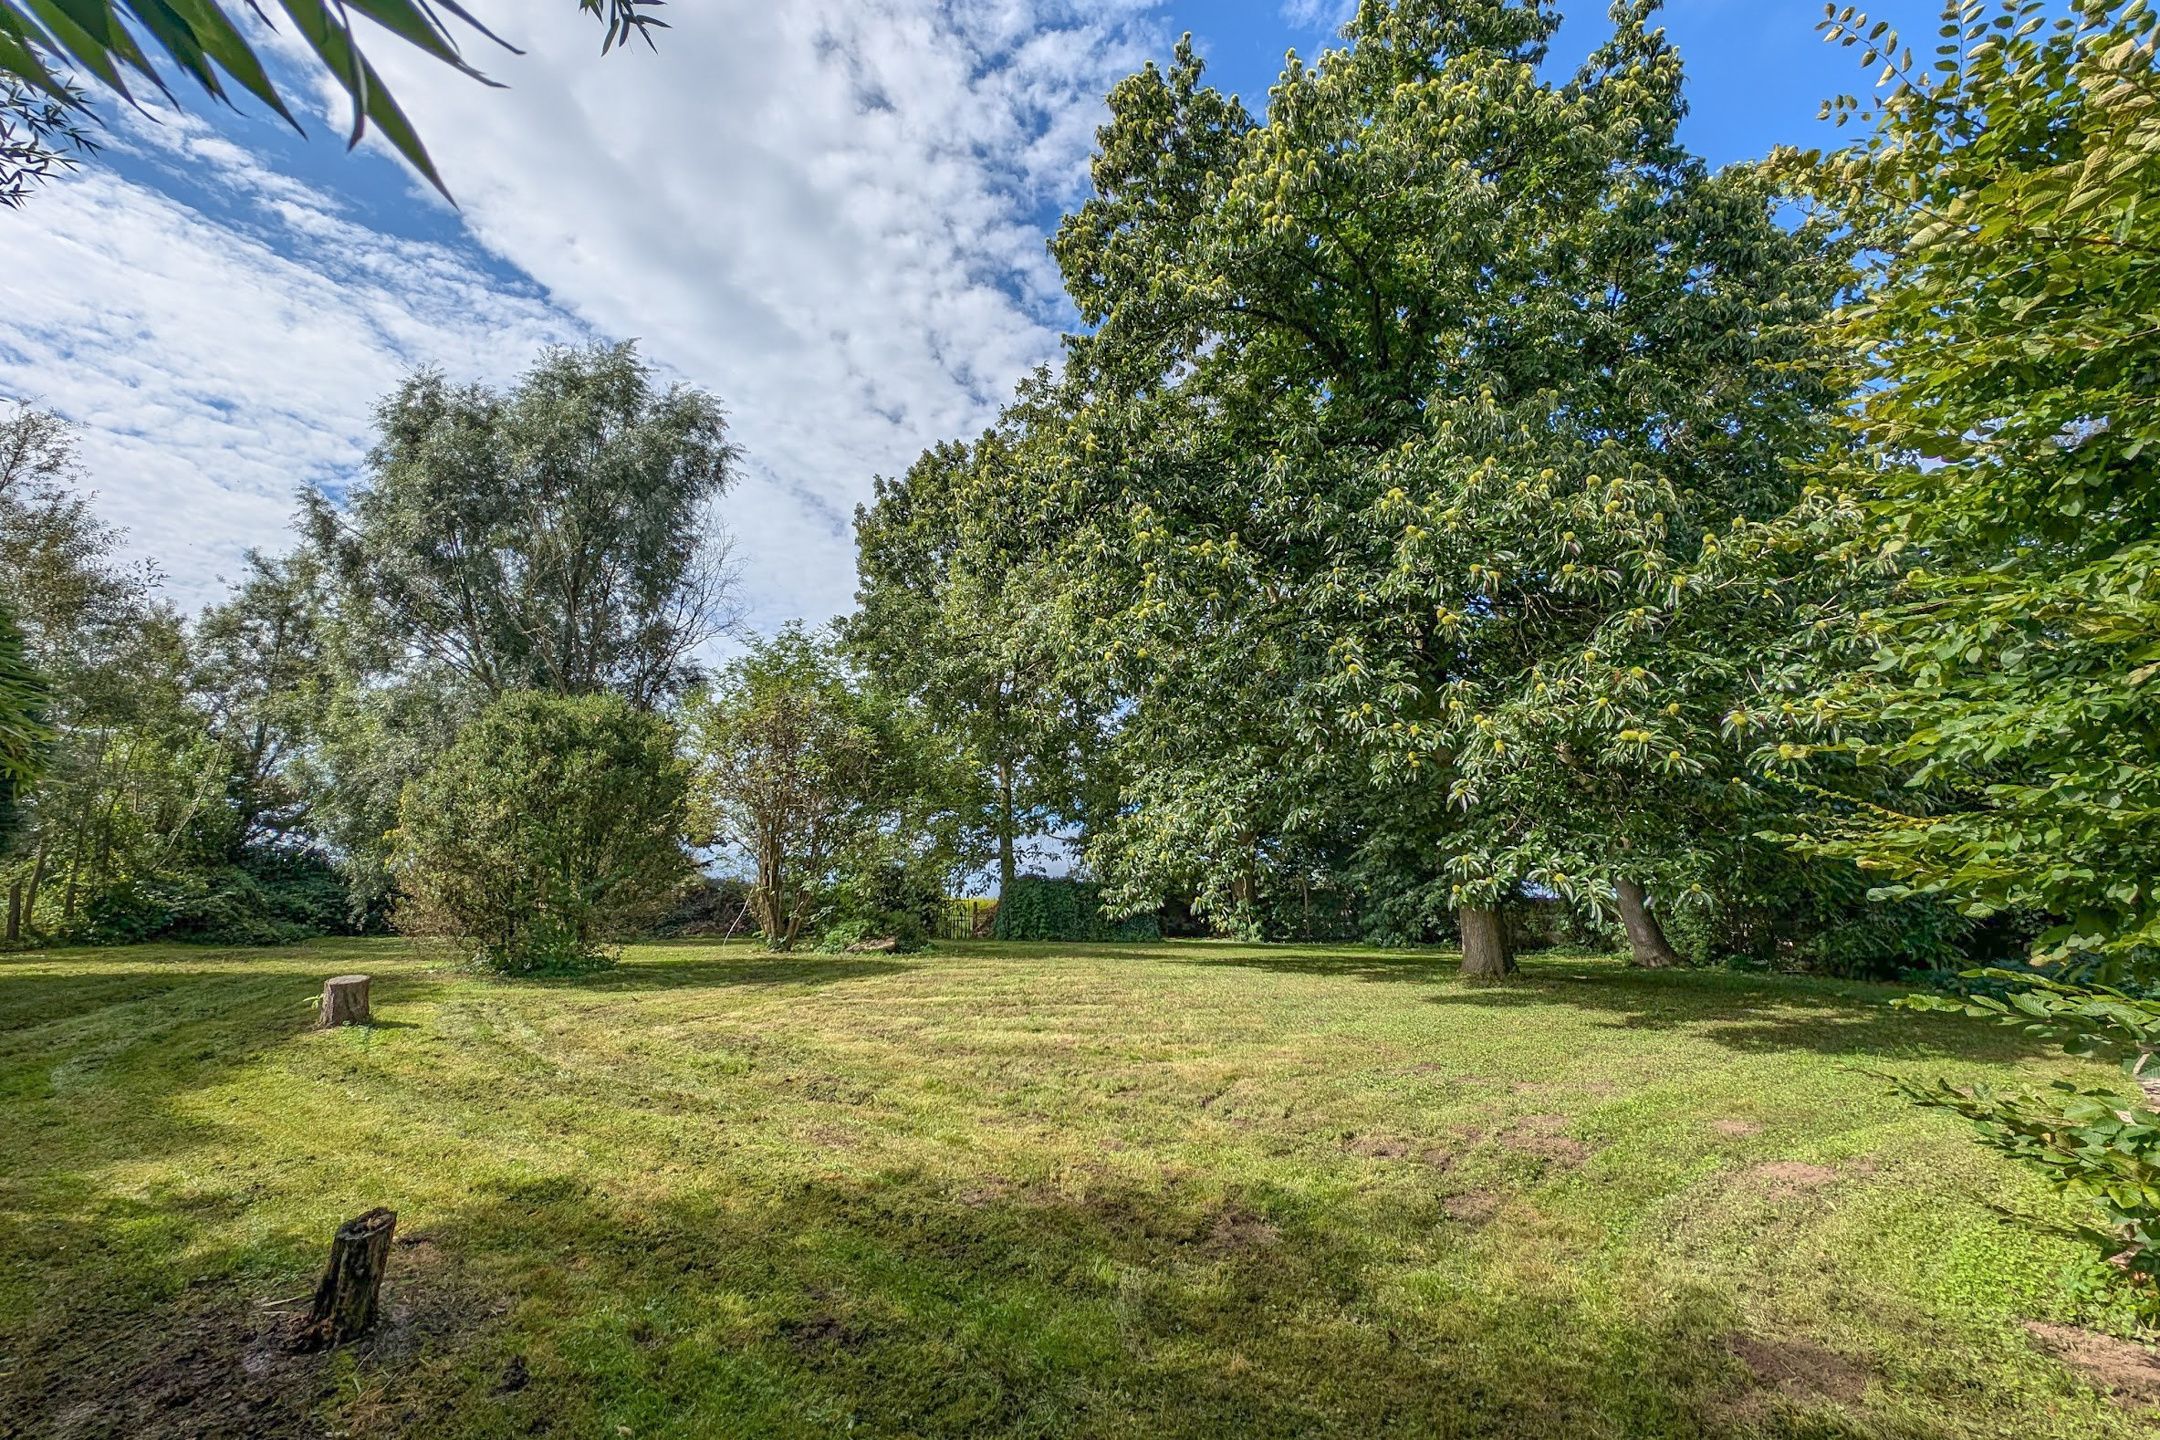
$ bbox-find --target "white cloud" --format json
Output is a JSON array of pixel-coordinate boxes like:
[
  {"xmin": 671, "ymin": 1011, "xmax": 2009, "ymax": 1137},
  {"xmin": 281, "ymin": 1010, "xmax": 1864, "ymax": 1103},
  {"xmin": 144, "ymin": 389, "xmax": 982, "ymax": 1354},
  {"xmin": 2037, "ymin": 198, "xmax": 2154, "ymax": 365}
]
[
  {"xmin": 0, "ymin": 126, "xmax": 579, "ymax": 611},
  {"xmin": 1279, "ymin": 0, "xmax": 1357, "ymax": 31},
  {"xmin": 0, "ymin": 1, "xmax": 1167, "ymax": 632}
]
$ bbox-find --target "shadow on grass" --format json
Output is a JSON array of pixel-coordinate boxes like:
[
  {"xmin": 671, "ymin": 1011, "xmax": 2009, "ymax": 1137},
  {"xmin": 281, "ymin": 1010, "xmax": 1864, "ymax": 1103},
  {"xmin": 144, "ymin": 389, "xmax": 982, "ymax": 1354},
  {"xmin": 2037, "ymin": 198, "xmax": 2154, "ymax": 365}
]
[
  {"xmin": 1414, "ymin": 968, "xmax": 2055, "ymax": 1062},
  {"xmin": 1161, "ymin": 948, "xmax": 2051, "ymax": 1063},
  {"xmin": 3, "ymin": 1160, "xmax": 1963, "ymax": 1440},
  {"xmin": 577, "ymin": 954, "xmax": 915, "ymax": 993}
]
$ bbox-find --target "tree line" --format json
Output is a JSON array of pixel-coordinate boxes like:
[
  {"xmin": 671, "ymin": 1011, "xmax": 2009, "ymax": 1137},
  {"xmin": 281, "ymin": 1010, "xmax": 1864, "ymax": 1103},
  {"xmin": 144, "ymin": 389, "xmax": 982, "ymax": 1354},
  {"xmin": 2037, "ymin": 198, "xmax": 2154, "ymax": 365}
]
[
  {"xmin": 845, "ymin": 0, "xmax": 2158, "ymax": 1301},
  {"xmin": 852, "ymin": 0, "xmax": 2158, "ymax": 984},
  {"xmin": 0, "ymin": 340, "xmax": 989, "ymax": 964}
]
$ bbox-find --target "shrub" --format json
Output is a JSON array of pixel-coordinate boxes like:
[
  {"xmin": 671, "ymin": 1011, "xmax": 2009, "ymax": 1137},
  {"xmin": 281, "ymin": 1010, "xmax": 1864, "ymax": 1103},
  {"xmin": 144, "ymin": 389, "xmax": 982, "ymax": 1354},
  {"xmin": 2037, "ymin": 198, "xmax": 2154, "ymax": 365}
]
[
  {"xmin": 823, "ymin": 855, "xmax": 945, "ymax": 953},
  {"xmin": 651, "ymin": 874, "xmax": 755, "ymax": 938},
  {"xmin": 994, "ymin": 875, "xmax": 1159, "ymax": 943},
  {"xmin": 393, "ymin": 692, "xmax": 689, "ymax": 974},
  {"xmin": 76, "ymin": 848, "xmax": 354, "ymax": 947}
]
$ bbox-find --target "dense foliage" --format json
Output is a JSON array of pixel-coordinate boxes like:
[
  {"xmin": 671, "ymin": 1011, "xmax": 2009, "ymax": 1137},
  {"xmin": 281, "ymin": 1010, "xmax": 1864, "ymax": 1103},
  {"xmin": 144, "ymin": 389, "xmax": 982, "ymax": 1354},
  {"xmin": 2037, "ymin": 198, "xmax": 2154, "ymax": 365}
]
[
  {"xmin": 301, "ymin": 341, "xmax": 739, "ymax": 917},
  {"xmin": 1771, "ymin": 0, "xmax": 2160, "ymax": 1309},
  {"xmin": 1781, "ymin": 0, "xmax": 2160, "ymax": 973},
  {"xmin": 306, "ymin": 342, "xmax": 738, "ymax": 711},
  {"xmin": 848, "ymin": 411, "xmax": 1108, "ymax": 897},
  {"xmin": 687, "ymin": 626, "xmax": 964, "ymax": 952},
  {"xmin": 0, "ymin": 600, "xmax": 45, "ymax": 856},
  {"xmin": 850, "ymin": 0, "xmax": 1906, "ymax": 976},
  {"xmin": 0, "ymin": 403, "xmax": 265, "ymax": 945},
  {"xmin": 393, "ymin": 691, "xmax": 689, "ymax": 974},
  {"xmin": 992, "ymin": 876, "xmax": 1160, "ymax": 944},
  {"xmin": 0, "ymin": 343, "xmax": 740, "ymax": 948}
]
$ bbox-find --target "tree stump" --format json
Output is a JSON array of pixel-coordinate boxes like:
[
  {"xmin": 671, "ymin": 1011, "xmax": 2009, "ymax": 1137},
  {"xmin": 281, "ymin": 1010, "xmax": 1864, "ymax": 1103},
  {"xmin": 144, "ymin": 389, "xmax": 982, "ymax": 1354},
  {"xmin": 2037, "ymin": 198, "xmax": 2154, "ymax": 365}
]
[
  {"xmin": 318, "ymin": 974, "xmax": 372, "ymax": 1028},
  {"xmin": 294, "ymin": 1208, "xmax": 396, "ymax": 1351}
]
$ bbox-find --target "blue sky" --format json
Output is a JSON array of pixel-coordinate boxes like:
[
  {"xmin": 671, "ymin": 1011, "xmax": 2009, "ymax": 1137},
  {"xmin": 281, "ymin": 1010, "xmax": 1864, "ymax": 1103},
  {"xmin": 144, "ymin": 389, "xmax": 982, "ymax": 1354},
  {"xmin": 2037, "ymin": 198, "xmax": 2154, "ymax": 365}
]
[{"xmin": 0, "ymin": 1, "xmax": 1938, "ymax": 626}]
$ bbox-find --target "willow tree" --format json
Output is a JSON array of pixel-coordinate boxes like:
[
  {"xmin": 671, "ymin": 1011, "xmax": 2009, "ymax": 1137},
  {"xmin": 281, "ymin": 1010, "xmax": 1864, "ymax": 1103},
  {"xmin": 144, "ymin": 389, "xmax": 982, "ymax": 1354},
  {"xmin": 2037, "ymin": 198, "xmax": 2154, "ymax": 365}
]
[
  {"xmin": 307, "ymin": 342, "xmax": 739, "ymax": 712},
  {"xmin": 297, "ymin": 342, "xmax": 739, "ymax": 916},
  {"xmin": 0, "ymin": 601, "xmax": 47, "ymax": 864},
  {"xmin": 1048, "ymin": 0, "xmax": 1843, "ymax": 973}
]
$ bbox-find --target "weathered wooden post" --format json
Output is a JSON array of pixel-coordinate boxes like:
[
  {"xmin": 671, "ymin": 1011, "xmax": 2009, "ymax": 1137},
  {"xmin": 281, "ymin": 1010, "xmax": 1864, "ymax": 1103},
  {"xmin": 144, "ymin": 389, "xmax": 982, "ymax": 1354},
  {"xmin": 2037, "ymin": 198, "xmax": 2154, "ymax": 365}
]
[
  {"xmin": 295, "ymin": 1208, "xmax": 396, "ymax": 1351},
  {"xmin": 317, "ymin": 974, "xmax": 372, "ymax": 1028}
]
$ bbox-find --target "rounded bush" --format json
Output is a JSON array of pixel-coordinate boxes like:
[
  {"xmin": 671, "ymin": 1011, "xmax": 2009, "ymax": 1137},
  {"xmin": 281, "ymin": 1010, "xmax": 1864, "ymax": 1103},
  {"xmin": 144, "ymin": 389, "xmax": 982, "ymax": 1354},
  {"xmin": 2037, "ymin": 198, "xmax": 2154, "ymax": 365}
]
[{"xmin": 393, "ymin": 692, "xmax": 689, "ymax": 974}]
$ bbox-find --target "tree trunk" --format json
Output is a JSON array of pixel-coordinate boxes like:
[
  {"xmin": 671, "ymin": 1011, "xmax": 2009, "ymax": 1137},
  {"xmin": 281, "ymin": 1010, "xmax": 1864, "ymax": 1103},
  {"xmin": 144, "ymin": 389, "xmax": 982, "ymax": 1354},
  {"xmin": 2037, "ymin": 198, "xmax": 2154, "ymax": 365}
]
[
  {"xmin": 294, "ymin": 1208, "xmax": 396, "ymax": 1351},
  {"xmin": 1458, "ymin": 905, "xmax": 1516, "ymax": 981},
  {"xmin": 21, "ymin": 838, "xmax": 48, "ymax": 929},
  {"xmin": 753, "ymin": 834, "xmax": 786, "ymax": 948},
  {"xmin": 318, "ymin": 974, "xmax": 372, "ymax": 1027},
  {"xmin": 996, "ymin": 756, "xmax": 1017, "ymax": 899},
  {"xmin": 1614, "ymin": 878, "xmax": 1680, "ymax": 969},
  {"xmin": 4, "ymin": 881, "xmax": 18, "ymax": 944},
  {"xmin": 1230, "ymin": 830, "xmax": 1259, "ymax": 936}
]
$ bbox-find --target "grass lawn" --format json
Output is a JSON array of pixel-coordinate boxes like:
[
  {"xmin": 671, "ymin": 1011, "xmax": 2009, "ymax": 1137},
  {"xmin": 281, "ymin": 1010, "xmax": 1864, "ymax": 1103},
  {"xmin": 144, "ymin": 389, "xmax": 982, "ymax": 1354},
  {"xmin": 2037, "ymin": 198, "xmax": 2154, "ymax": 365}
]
[{"xmin": 1, "ymin": 938, "xmax": 2154, "ymax": 1438}]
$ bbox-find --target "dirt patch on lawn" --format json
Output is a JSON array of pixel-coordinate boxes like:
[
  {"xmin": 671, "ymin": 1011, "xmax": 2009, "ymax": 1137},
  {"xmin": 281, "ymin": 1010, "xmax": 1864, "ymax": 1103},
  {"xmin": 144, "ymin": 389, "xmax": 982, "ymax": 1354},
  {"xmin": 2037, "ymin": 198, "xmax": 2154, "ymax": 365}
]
[
  {"xmin": 1513, "ymin": 1080, "xmax": 1619, "ymax": 1099},
  {"xmin": 1499, "ymin": 1115, "xmax": 1591, "ymax": 1167},
  {"xmin": 2026, "ymin": 1322, "xmax": 2160, "ymax": 1407},
  {"xmin": 1441, "ymin": 1191, "xmax": 1501, "ymax": 1225},
  {"xmin": 1728, "ymin": 1333, "xmax": 1871, "ymax": 1407},
  {"xmin": 779, "ymin": 1310, "xmax": 868, "ymax": 1354},
  {"xmin": 957, "ymin": 1176, "xmax": 1017, "ymax": 1208},
  {"xmin": 24, "ymin": 1242, "xmax": 476, "ymax": 1440},
  {"xmin": 1402, "ymin": 1064, "xmax": 1487, "ymax": 1081},
  {"xmin": 1202, "ymin": 1204, "xmax": 1281, "ymax": 1253},
  {"xmin": 1748, "ymin": 1161, "xmax": 1838, "ymax": 1197},
  {"xmin": 1344, "ymin": 1134, "xmax": 1464, "ymax": 1168},
  {"xmin": 1710, "ymin": 1119, "xmax": 1762, "ymax": 1138}
]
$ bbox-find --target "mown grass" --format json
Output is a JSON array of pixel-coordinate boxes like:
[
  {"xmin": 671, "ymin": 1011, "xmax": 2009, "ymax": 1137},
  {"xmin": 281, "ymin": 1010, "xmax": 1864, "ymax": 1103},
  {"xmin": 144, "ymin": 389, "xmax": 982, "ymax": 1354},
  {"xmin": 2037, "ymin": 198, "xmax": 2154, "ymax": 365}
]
[{"xmin": 0, "ymin": 938, "xmax": 2147, "ymax": 1438}]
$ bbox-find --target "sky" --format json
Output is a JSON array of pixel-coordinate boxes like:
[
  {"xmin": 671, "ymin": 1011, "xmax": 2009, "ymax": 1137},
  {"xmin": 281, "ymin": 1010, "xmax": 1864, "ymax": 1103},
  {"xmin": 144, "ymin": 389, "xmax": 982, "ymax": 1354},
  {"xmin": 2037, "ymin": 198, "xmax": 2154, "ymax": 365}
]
[{"xmin": 0, "ymin": 0, "xmax": 1942, "ymax": 629}]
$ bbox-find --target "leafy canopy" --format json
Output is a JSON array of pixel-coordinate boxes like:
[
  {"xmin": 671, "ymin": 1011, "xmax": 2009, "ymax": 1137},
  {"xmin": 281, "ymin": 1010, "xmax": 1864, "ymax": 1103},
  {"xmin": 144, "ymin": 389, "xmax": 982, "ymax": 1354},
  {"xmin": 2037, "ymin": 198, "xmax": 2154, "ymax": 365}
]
[
  {"xmin": 1035, "ymin": 0, "xmax": 1846, "ymax": 954},
  {"xmin": 1776, "ymin": 0, "xmax": 2160, "ymax": 971},
  {"xmin": 686, "ymin": 626, "xmax": 917, "ymax": 952},
  {"xmin": 1771, "ymin": 0, "xmax": 2160, "ymax": 1316},
  {"xmin": 306, "ymin": 341, "xmax": 739, "ymax": 713},
  {"xmin": 0, "ymin": 600, "xmax": 47, "ymax": 851},
  {"xmin": 848, "ymin": 407, "xmax": 1109, "ymax": 897}
]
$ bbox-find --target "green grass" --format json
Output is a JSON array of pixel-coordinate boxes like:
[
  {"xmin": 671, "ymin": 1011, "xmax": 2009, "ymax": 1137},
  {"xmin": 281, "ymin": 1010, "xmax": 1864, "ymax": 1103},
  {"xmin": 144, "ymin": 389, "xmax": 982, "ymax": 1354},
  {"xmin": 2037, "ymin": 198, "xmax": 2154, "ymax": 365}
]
[{"xmin": 0, "ymin": 938, "xmax": 2146, "ymax": 1437}]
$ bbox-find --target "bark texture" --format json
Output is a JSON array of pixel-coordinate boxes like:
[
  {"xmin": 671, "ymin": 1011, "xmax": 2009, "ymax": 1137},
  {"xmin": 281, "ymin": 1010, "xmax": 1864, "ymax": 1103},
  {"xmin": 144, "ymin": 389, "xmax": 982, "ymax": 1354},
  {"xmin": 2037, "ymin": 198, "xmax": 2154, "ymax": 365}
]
[
  {"xmin": 318, "ymin": 974, "xmax": 372, "ymax": 1028},
  {"xmin": 295, "ymin": 1208, "xmax": 396, "ymax": 1351},
  {"xmin": 1614, "ymin": 878, "xmax": 1680, "ymax": 969},
  {"xmin": 1457, "ymin": 905, "xmax": 1516, "ymax": 980}
]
